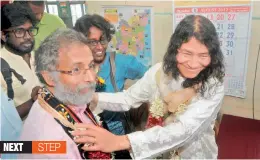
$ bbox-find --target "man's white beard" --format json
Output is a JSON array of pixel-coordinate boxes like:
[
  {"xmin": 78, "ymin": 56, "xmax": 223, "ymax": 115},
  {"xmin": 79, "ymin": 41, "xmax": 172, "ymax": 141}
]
[
  {"xmin": 50, "ymin": 73, "xmax": 96, "ymax": 106},
  {"xmin": 53, "ymin": 82, "xmax": 96, "ymax": 106}
]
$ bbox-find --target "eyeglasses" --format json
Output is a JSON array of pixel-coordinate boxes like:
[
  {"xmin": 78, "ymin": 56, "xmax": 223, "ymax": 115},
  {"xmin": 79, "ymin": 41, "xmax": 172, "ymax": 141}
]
[
  {"xmin": 87, "ymin": 39, "xmax": 108, "ymax": 47},
  {"xmin": 4, "ymin": 27, "xmax": 39, "ymax": 38},
  {"xmin": 55, "ymin": 62, "xmax": 99, "ymax": 76}
]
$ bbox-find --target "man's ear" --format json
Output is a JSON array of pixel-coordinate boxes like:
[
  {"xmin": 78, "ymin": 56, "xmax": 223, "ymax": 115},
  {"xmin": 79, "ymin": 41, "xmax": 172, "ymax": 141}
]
[
  {"xmin": 41, "ymin": 71, "xmax": 56, "ymax": 87},
  {"xmin": 1, "ymin": 31, "xmax": 7, "ymax": 42}
]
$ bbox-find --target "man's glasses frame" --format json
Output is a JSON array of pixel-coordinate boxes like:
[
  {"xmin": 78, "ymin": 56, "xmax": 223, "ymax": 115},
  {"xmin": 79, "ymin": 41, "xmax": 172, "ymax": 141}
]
[
  {"xmin": 54, "ymin": 62, "xmax": 99, "ymax": 76},
  {"xmin": 4, "ymin": 27, "xmax": 39, "ymax": 38}
]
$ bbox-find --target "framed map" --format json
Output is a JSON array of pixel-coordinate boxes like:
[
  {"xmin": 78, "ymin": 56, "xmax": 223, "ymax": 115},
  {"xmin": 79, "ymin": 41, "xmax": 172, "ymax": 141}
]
[{"xmin": 102, "ymin": 6, "xmax": 153, "ymax": 67}]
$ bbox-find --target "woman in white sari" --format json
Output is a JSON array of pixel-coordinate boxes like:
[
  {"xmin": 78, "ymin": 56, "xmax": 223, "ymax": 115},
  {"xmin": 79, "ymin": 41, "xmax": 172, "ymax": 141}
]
[{"xmin": 72, "ymin": 15, "xmax": 225, "ymax": 159}]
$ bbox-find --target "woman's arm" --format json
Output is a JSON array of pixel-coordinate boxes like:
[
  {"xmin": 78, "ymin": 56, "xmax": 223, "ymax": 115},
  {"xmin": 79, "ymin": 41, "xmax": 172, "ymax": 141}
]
[
  {"xmin": 126, "ymin": 84, "xmax": 224, "ymax": 159},
  {"xmin": 92, "ymin": 63, "xmax": 161, "ymax": 113},
  {"xmin": 74, "ymin": 83, "xmax": 224, "ymax": 159}
]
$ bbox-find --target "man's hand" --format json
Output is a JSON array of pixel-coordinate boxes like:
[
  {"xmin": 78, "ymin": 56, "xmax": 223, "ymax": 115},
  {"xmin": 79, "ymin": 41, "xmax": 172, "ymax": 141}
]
[
  {"xmin": 72, "ymin": 123, "xmax": 131, "ymax": 152},
  {"xmin": 31, "ymin": 86, "xmax": 42, "ymax": 101}
]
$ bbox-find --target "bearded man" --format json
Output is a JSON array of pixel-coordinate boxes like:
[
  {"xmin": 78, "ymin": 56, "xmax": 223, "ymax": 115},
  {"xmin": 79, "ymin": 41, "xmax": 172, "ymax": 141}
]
[
  {"xmin": 1, "ymin": 3, "xmax": 40, "ymax": 119},
  {"xmin": 19, "ymin": 28, "xmax": 112, "ymax": 159}
]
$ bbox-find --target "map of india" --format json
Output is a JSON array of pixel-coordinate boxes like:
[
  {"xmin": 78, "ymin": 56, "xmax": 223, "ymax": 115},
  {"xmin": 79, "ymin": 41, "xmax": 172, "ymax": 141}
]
[{"xmin": 103, "ymin": 7, "xmax": 152, "ymax": 67}]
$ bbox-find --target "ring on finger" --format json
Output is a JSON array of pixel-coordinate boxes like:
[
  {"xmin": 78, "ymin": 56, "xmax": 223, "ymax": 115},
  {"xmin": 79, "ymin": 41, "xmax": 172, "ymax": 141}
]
[{"xmin": 84, "ymin": 143, "xmax": 94, "ymax": 147}]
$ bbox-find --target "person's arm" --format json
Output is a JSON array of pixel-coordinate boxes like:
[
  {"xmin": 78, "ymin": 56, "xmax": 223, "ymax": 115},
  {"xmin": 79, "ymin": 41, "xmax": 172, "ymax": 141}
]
[
  {"xmin": 123, "ymin": 54, "xmax": 148, "ymax": 80},
  {"xmin": 74, "ymin": 83, "xmax": 224, "ymax": 159},
  {"xmin": 125, "ymin": 84, "xmax": 224, "ymax": 159},
  {"xmin": 92, "ymin": 63, "xmax": 161, "ymax": 113},
  {"xmin": 16, "ymin": 86, "xmax": 41, "ymax": 119},
  {"xmin": 1, "ymin": 88, "xmax": 22, "ymax": 143},
  {"xmin": 16, "ymin": 99, "xmax": 34, "ymax": 119}
]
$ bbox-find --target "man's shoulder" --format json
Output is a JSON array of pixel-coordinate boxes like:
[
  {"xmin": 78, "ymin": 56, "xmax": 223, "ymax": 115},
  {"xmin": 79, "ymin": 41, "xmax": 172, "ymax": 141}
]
[
  {"xmin": 42, "ymin": 13, "xmax": 65, "ymax": 26},
  {"xmin": 0, "ymin": 48, "xmax": 22, "ymax": 67},
  {"xmin": 0, "ymin": 47, "xmax": 5, "ymax": 54},
  {"xmin": 20, "ymin": 101, "xmax": 66, "ymax": 140},
  {"xmin": 19, "ymin": 100, "xmax": 80, "ymax": 159},
  {"xmin": 22, "ymin": 101, "xmax": 51, "ymax": 127},
  {"xmin": 115, "ymin": 52, "xmax": 135, "ymax": 59},
  {"xmin": 0, "ymin": 47, "xmax": 11, "ymax": 59},
  {"xmin": 43, "ymin": 12, "xmax": 62, "ymax": 20},
  {"xmin": 113, "ymin": 53, "xmax": 137, "ymax": 67}
]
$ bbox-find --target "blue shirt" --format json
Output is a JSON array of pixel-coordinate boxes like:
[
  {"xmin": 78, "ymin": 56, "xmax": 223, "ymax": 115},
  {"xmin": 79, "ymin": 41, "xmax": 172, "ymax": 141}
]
[
  {"xmin": 98, "ymin": 52, "xmax": 148, "ymax": 135},
  {"xmin": 0, "ymin": 88, "xmax": 23, "ymax": 159}
]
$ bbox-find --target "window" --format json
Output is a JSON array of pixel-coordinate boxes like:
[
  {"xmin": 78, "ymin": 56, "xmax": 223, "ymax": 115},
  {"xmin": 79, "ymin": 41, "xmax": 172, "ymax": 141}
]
[
  {"xmin": 70, "ymin": 4, "xmax": 84, "ymax": 26},
  {"xmin": 47, "ymin": 5, "xmax": 59, "ymax": 16},
  {"xmin": 44, "ymin": 1, "xmax": 87, "ymax": 27}
]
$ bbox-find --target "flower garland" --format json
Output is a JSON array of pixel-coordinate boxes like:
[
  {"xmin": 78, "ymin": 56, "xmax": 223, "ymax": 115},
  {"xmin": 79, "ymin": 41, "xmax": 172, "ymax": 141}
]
[
  {"xmin": 94, "ymin": 113, "xmax": 102, "ymax": 126},
  {"xmin": 146, "ymin": 97, "xmax": 190, "ymax": 128},
  {"xmin": 88, "ymin": 151, "xmax": 113, "ymax": 159},
  {"xmin": 83, "ymin": 114, "xmax": 115, "ymax": 159},
  {"xmin": 96, "ymin": 77, "xmax": 106, "ymax": 92},
  {"xmin": 145, "ymin": 98, "xmax": 165, "ymax": 128},
  {"xmin": 145, "ymin": 96, "xmax": 190, "ymax": 159}
]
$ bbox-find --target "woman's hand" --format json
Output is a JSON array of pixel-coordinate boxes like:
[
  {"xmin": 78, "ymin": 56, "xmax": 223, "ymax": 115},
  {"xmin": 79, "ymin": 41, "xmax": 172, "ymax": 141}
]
[
  {"xmin": 72, "ymin": 123, "xmax": 131, "ymax": 152},
  {"xmin": 89, "ymin": 93, "xmax": 98, "ymax": 111},
  {"xmin": 92, "ymin": 93, "xmax": 98, "ymax": 104}
]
